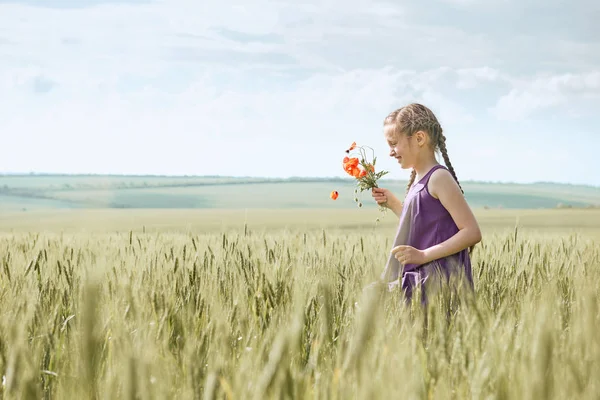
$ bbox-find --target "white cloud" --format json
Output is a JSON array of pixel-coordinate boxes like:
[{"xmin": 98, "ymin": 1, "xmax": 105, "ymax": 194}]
[
  {"xmin": 456, "ymin": 67, "xmax": 503, "ymax": 89},
  {"xmin": 490, "ymin": 89, "xmax": 563, "ymax": 121},
  {"xmin": 490, "ymin": 71, "xmax": 600, "ymax": 121},
  {"xmin": 0, "ymin": 0, "xmax": 598, "ymax": 185}
]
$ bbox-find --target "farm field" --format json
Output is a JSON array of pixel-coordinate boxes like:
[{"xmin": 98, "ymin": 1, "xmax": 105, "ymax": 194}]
[{"xmin": 1, "ymin": 176, "xmax": 599, "ymax": 398}]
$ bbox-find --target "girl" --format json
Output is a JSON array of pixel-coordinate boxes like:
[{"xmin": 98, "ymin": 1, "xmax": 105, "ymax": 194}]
[{"xmin": 372, "ymin": 103, "xmax": 481, "ymax": 304}]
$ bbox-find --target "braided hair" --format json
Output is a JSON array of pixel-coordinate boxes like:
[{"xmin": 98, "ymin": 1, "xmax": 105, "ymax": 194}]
[{"xmin": 383, "ymin": 103, "xmax": 463, "ymax": 195}]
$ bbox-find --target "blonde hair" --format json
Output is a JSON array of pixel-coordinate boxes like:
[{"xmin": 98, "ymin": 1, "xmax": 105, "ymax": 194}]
[{"xmin": 384, "ymin": 103, "xmax": 463, "ymax": 195}]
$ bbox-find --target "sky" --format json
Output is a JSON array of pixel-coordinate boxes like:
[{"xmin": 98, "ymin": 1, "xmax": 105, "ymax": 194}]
[{"xmin": 0, "ymin": 0, "xmax": 599, "ymax": 186}]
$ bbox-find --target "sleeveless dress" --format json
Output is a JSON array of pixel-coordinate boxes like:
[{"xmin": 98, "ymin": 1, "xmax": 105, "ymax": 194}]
[{"xmin": 380, "ymin": 164, "xmax": 474, "ymax": 304}]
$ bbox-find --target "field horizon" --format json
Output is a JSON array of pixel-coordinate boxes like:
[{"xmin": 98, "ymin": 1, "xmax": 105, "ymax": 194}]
[
  {"xmin": 2, "ymin": 174, "xmax": 599, "ymax": 212},
  {"xmin": 2, "ymin": 172, "xmax": 600, "ymax": 188}
]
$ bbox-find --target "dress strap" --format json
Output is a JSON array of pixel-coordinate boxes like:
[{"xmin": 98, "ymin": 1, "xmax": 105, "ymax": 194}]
[
  {"xmin": 409, "ymin": 164, "xmax": 447, "ymax": 194},
  {"xmin": 421, "ymin": 164, "xmax": 446, "ymax": 186}
]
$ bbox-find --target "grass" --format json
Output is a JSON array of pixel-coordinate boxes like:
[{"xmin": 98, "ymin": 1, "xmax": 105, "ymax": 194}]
[{"xmin": 0, "ymin": 208, "xmax": 599, "ymax": 398}]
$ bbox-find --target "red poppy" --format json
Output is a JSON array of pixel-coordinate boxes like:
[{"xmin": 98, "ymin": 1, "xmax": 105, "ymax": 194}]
[
  {"xmin": 330, "ymin": 190, "xmax": 339, "ymax": 200},
  {"xmin": 343, "ymin": 157, "xmax": 359, "ymax": 176},
  {"xmin": 344, "ymin": 163, "xmax": 361, "ymax": 177},
  {"xmin": 344, "ymin": 157, "xmax": 359, "ymax": 168}
]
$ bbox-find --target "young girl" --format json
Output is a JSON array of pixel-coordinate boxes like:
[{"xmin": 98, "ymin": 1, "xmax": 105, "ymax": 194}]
[{"xmin": 372, "ymin": 103, "xmax": 482, "ymax": 305}]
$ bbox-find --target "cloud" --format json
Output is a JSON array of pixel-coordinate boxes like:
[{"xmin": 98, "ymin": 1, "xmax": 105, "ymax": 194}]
[
  {"xmin": 210, "ymin": 28, "xmax": 285, "ymax": 45},
  {"xmin": 32, "ymin": 75, "xmax": 56, "ymax": 93},
  {"xmin": 456, "ymin": 67, "xmax": 503, "ymax": 89},
  {"xmin": 0, "ymin": 0, "xmax": 152, "ymax": 8},
  {"xmin": 0, "ymin": 0, "xmax": 598, "ymax": 185},
  {"xmin": 0, "ymin": 63, "xmax": 478, "ymax": 178},
  {"xmin": 490, "ymin": 71, "xmax": 600, "ymax": 121}
]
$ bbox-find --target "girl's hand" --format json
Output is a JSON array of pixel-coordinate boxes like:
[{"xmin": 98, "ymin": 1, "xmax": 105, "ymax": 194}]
[
  {"xmin": 372, "ymin": 187, "xmax": 403, "ymax": 218},
  {"xmin": 371, "ymin": 187, "xmax": 391, "ymax": 207},
  {"xmin": 391, "ymin": 245, "xmax": 427, "ymax": 266}
]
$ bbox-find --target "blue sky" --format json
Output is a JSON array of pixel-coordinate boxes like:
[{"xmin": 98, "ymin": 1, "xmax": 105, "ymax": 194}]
[{"xmin": 0, "ymin": 0, "xmax": 599, "ymax": 185}]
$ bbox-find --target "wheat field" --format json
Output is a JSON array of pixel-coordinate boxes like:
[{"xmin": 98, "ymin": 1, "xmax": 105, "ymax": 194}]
[{"xmin": 1, "ymin": 210, "xmax": 599, "ymax": 399}]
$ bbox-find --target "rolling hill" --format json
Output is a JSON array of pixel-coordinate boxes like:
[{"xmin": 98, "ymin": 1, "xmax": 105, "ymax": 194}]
[{"xmin": 1, "ymin": 174, "xmax": 599, "ymax": 211}]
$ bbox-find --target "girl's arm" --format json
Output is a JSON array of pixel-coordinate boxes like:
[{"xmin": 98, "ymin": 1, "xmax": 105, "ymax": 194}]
[
  {"xmin": 422, "ymin": 168, "xmax": 481, "ymax": 263},
  {"xmin": 387, "ymin": 194, "xmax": 403, "ymax": 218},
  {"xmin": 372, "ymin": 188, "xmax": 403, "ymax": 218}
]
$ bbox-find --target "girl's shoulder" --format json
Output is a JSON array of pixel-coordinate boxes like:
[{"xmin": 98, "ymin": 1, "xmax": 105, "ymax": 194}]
[
  {"xmin": 409, "ymin": 165, "xmax": 444, "ymax": 191},
  {"xmin": 427, "ymin": 166, "xmax": 459, "ymax": 200}
]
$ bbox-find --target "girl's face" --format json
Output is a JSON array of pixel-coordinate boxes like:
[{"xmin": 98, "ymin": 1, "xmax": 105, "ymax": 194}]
[{"xmin": 385, "ymin": 125, "xmax": 415, "ymax": 169}]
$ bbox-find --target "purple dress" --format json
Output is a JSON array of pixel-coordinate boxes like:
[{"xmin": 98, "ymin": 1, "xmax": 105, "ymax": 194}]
[{"xmin": 380, "ymin": 164, "xmax": 474, "ymax": 304}]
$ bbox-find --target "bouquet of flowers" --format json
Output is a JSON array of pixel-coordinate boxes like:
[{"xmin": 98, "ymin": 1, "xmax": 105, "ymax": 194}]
[{"xmin": 331, "ymin": 141, "xmax": 389, "ymax": 221}]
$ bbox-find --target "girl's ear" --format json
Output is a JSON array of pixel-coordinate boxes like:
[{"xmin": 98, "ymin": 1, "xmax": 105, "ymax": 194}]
[{"xmin": 415, "ymin": 130, "xmax": 426, "ymax": 147}]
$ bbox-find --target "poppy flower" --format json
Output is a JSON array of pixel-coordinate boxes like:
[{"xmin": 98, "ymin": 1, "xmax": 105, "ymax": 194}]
[
  {"xmin": 336, "ymin": 140, "xmax": 390, "ymax": 222},
  {"xmin": 343, "ymin": 157, "xmax": 359, "ymax": 168},
  {"xmin": 343, "ymin": 157, "xmax": 360, "ymax": 176},
  {"xmin": 344, "ymin": 163, "xmax": 361, "ymax": 177}
]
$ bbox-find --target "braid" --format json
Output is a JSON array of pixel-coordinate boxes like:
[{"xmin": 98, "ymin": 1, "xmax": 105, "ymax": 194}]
[
  {"xmin": 405, "ymin": 169, "xmax": 416, "ymax": 195},
  {"xmin": 437, "ymin": 129, "xmax": 464, "ymax": 194},
  {"xmin": 437, "ymin": 128, "xmax": 475, "ymax": 254}
]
